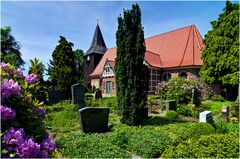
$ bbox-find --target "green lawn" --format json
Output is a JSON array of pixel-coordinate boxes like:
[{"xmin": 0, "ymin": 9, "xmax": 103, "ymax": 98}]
[{"xmin": 201, "ymin": 101, "xmax": 231, "ymax": 115}]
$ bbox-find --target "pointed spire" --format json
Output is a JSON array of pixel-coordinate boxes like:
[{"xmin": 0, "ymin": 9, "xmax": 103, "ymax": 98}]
[{"xmin": 85, "ymin": 23, "xmax": 107, "ymax": 56}]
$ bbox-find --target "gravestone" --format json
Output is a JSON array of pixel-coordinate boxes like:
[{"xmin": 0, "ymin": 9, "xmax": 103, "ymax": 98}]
[
  {"xmin": 95, "ymin": 89, "xmax": 102, "ymax": 99},
  {"xmin": 191, "ymin": 89, "xmax": 200, "ymax": 106},
  {"xmin": 78, "ymin": 107, "xmax": 109, "ymax": 133},
  {"xmin": 71, "ymin": 83, "xmax": 85, "ymax": 104},
  {"xmin": 165, "ymin": 100, "xmax": 177, "ymax": 111},
  {"xmin": 48, "ymin": 90, "xmax": 65, "ymax": 104},
  {"xmin": 199, "ymin": 111, "xmax": 213, "ymax": 124},
  {"xmin": 221, "ymin": 106, "xmax": 229, "ymax": 122}
]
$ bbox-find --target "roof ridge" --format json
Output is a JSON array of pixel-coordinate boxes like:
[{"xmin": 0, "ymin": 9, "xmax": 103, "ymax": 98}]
[
  {"xmin": 145, "ymin": 24, "xmax": 194, "ymax": 40},
  {"xmin": 178, "ymin": 25, "xmax": 193, "ymax": 66},
  {"xmin": 145, "ymin": 50, "xmax": 159, "ymax": 55}
]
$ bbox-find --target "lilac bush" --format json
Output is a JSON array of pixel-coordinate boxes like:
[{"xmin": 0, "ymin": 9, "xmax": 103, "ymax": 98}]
[
  {"xmin": 35, "ymin": 107, "xmax": 46, "ymax": 117},
  {"xmin": 41, "ymin": 138, "xmax": 56, "ymax": 153},
  {"xmin": 16, "ymin": 138, "xmax": 41, "ymax": 158},
  {"xmin": 2, "ymin": 127, "xmax": 25, "ymax": 152},
  {"xmin": 1, "ymin": 62, "xmax": 56, "ymax": 158},
  {"xmin": 1, "ymin": 105, "xmax": 16, "ymax": 120},
  {"xmin": 1, "ymin": 78, "xmax": 21, "ymax": 99},
  {"xmin": 25, "ymin": 73, "xmax": 39, "ymax": 84}
]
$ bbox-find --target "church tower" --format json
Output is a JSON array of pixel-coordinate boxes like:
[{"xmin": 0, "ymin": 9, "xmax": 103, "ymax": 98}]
[{"xmin": 83, "ymin": 23, "xmax": 107, "ymax": 88}]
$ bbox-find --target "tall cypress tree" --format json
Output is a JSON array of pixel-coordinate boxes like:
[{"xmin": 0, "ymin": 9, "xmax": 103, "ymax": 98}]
[
  {"xmin": 115, "ymin": 3, "xmax": 147, "ymax": 125},
  {"xmin": 49, "ymin": 36, "xmax": 77, "ymax": 97}
]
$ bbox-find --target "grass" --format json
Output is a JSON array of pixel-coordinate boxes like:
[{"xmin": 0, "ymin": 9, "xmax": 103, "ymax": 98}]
[
  {"xmin": 201, "ymin": 101, "xmax": 231, "ymax": 115},
  {"xmin": 44, "ymin": 102, "xmax": 80, "ymax": 135}
]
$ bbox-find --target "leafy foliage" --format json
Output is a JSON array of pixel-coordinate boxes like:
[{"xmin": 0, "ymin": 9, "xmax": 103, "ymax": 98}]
[
  {"xmin": 213, "ymin": 120, "xmax": 239, "ymax": 134},
  {"xmin": 201, "ymin": 101, "xmax": 231, "ymax": 115},
  {"xmin": 161, "ymin": 133, "xmax": 239, "ymax": 158},
  {"xmin": 49, "ymin": 36, "xmax": 77, "ymax": 97},
  {"xmin": 200, "ymin": 1, "xmax": 239, "ymax": 97},
  {"xmin": 115, "ymin": 3, "xmax": 147, "ymax": 125},
  {"xmin": 28, "ymin": 58, "xmax": 47, "ymax": 103},
  {"xmin": 166, "ymin": 110, "xmax": 178, "ymax": 119},
  {"xmin": 74, "ymin": 49, "xmax": 84, "ymax": 84},
  {"xmin": 56, "ymin": 132, "xmax": 131, "ymax": 158},
  {"xmin": 1, "ymin": 26, "xmax": 25, "ymax": 68},
  {"xmin": 157, "ymin": 76, "xmax": 213, "ymax": 104}
]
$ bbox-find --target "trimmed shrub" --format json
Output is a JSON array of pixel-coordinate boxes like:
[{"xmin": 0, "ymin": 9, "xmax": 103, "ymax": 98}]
[
  {"xmin": 213, "ymin": 120, "xmax": 239, "ymax": 134},
  {"xmin": 127, "ymin": 129, "xmax": 171, "ymax": 158},
  {"xmin": 155, "ymin": 123, "xmax": 215, "ymax": 145},
  {"xmin": 176, "ymin": 104, "xmax": 192, "ymax": 116},
  {"xmin": 161, "ymin": 133, "xmax": 239, "ymax": 158},
  {"xmin": 211, "ymin": 95, "xmax": 225, "ymax": 102},
  {"xmin": 166, "ymin": 110, "xmax": 178, "ymax": 119},
  {"xmin": 56, "ymin": 132, "xmax": 131, "ymax": 158}
]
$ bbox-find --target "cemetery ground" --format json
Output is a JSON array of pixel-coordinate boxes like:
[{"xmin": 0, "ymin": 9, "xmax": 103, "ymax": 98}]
[{"xmin": 44, "ymin": 96, "xmax": 239, "ymax": 158}]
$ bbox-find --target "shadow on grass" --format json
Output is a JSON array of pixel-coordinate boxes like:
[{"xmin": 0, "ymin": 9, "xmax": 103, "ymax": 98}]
[{"xmin": 142, "ymin": 115, "xmax": 188, "ymax": 126}]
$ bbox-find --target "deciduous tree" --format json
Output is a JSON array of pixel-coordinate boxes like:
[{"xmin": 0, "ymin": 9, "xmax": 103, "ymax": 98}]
[{"xmin": 200, "ymin": 1, "xmax": 239, "ymax": 100}]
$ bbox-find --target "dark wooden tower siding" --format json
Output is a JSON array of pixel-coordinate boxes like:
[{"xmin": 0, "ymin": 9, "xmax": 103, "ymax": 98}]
[{"xmin": 84, "ymin": 23, "xmax": 107, "ymax": 87}]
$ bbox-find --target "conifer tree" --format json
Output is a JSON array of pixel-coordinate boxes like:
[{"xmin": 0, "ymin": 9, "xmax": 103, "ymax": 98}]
[
  {"xmin": 115, "ymin": 3, "xmax": 147, "ymax": 125},
  {"xmin": 49, "ymin": 36, "xmax": 77, "ymax": 97},
  {"xmin": 1, "ymin": 26, "xmax": 25, "ymax": 68},
  {"xmin": 200, "ymin": 1, "xmax": 239, "ymax": 100}
]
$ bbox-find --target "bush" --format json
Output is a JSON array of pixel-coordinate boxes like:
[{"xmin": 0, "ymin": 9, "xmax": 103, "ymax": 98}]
[
  {"xmin": 155, "ymin": 123, "xmax": 215, "ymax": 145},
  {"xmin": 161, "ymin": 133, "xmax": 239, "ymax": 158},
  {"xmin": 56, "ymin": 132, "xmax": 131, "ymax": 158},
  {"xmin": 201, "ymin": 101, "xmax": 231, "ymax": 115},
  {"xmin": 213, "ymin": 120, "xmax": 239, "ymax": 134},
  {"xmin": 176, "ymin": 104, "xmax": 192, "ymax": 116},
  {"xmin": 230, "ymin": 102, "xmax": 239, "ymax": 118},
  {"xmin": 211, "ymin": 95, "xmax": 225, "ymax": 102},
  {"xmin": 157, "ymin": 76, "xmax": 213, "ymax": 103},
  {"xmin": 1, "ymin": 62, "xmax": 56, "ymax": 158},
  {"xmin": 127, "ymin": 129, "xmax": 171, "ymax": 158},
  {"xmin": 166, "ymin": 110, "xmax": 178, "ymax": 119}
]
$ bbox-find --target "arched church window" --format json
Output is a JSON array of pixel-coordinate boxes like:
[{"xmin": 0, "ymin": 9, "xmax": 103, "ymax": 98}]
[
  {"xmin": 162, "ymin": 72, "xmax": 171, "ymax": 82},
  {"xmin": 179, "ymin": 72, "xmax": 188, "ymax": 78}
]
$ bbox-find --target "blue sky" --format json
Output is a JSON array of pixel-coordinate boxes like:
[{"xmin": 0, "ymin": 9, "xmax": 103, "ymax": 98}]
[{"xmin": 2, "ymin": 1, "xmax": 226, "ymax": 75}]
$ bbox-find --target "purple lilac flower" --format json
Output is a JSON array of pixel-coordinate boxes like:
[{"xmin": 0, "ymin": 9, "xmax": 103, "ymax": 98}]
[
  {"xmin": 16, "ymin": 138, "xmax": 41, "ymax": 158},
  {"xmin": 1, "ymin": 105, "xmax": 16, "ymax": 120},
  {"xmin": 25, "ymin": 73, "xmax": 39, "ymax": 84},
  {"xmin": 41, "ymin": 138, "xmax": 56, "ymax": 153},
  {"xmin": 1, "ymin": 78, "xmax": 21, "ymax": 99},
  {"xmin": 2, "ymin": 127, "xmax": 25, "ymax": 152},
  {"xmin": 15, "ymin": 69, "xmax": 23, "ymax": 78},
  {"xmin": 39, "ymin": 151, "xmax": 49, "ymax": 158},
  {"xmin": 35, "ymin": 108, "xmax": 46, "ymax": 117}
]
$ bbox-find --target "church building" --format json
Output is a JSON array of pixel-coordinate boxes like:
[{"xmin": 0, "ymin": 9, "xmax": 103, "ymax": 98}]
[{"xmin": 84, "ymin": 24, "xmax": 204, "ymax": 96}]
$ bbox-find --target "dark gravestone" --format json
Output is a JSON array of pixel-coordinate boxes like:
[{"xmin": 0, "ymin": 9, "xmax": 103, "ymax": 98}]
[
  {"xmin": 48, "ymin": 90, "xmax": 65, "ymax": 104},
  {"xmin": 71, "ymin": 83, "xmax": 85, "ymax": 104},
  {"xmin": 166, "ymin": 100, "xmax": 177, "ymax": 111},
  {"xmin": 95, "ymin": 89, "xmax": 102, "ymax": 99},
  {"xmin": 191, "ymin": 89, "xmax": 200, "ymax": 106},
  {"xmin": 78, "ymin": 107, "xmax": 109, "ymax": 133}
]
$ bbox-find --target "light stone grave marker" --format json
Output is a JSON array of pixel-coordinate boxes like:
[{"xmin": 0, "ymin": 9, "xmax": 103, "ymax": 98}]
[{"xmin": 199, "ymin": 111, "xmax": 213, "ymax": 124}]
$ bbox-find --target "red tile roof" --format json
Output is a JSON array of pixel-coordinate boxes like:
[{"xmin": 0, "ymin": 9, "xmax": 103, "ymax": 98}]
[{"xmin": 90, "ymin": 25, "xmax": 203, "ymax": 77}]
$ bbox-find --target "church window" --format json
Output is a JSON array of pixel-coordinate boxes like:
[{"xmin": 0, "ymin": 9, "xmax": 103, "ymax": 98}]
[{"xmin": 162, "ymin": 72, "xmax": 171, "ymax": 82}]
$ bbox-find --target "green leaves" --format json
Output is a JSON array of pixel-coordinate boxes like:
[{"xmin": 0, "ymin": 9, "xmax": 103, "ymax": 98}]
[
  {"xmin": 49, "ymin": 36, "xmax": 77, "ymax": 97},
  {"xmin": 116, "ymin": 3, "xmax": 147, "ymax": 125},
  {"xmin": 200, "ymin": 1, "xmax": 239, "ymax": 86}
]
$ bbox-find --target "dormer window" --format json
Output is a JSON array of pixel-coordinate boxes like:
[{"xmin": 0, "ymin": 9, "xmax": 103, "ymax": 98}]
[{"xmin": 87, "ymin": 56, "xmax": 90, "ymax": 61}]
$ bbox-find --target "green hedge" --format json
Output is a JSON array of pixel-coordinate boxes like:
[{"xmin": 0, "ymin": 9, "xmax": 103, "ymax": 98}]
[
  {"xmin": 213, "ymin": 120, "xmax": 239, "ymax": 134},
  {"xmin": 155, "ymin": 123, "xmax": 215, "ymax": 145},
  {"xmin": 127, "ymin": 129, "xmax": 171, "ymax": 158},
  {"xmin": 161, "ymin": 133, "xmax": 239, "ymax": 158},
  {"xmin": 56, "ymin": 132, "xmax": 131, "ymax": 158},
  {"xmin": 166, "ymin": 110, "xmax": 178, "ymax": 119}
]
